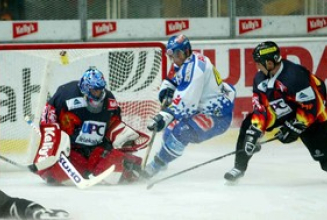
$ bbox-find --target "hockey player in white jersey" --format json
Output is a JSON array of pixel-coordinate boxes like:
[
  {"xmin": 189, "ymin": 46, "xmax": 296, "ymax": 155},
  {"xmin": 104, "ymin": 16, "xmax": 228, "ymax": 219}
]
[{"xmin": 143, "ymin": 34, "xmax": 236, "ymax": 178}]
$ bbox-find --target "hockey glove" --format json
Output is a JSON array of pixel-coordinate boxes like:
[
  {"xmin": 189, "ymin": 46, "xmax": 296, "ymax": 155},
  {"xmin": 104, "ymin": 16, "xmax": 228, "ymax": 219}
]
[
  {"xmin": 276, "ymin": 120, "xmax": 306, "ymax": 144},
  {"xmin": 244, "ymin": 125, "xmax": 262, "ymax": 156},
  {"xmin": 147, "ymin": 111, "xmax": 174, "ymax": 132},
  {"xmin": 158, "ymin": 79, "xmax": 176, "ymax": 108}
]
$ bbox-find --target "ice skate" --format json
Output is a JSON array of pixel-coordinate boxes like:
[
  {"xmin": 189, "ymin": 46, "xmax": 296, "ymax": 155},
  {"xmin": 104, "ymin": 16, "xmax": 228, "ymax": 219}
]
[{"xmin": 224, "ymin": 168, "xmax": 245, "ymax": 184}]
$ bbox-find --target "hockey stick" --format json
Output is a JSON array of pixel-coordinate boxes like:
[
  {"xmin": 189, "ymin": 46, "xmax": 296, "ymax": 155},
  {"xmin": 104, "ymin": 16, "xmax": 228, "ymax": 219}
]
[
  {"xmin": 146, "ymin": 135, "xmax": 279, "ymax": 190},
  {"xmin": 23, "ymin": 116, "xmax": 115, "ymax": 189},
  {"xmin": 0, "ymin": 155, "xmax": 37, "ymax": 172},
  {"xmin": 141, "ymin": 129, "xmax": 157, "ymax": 170}
]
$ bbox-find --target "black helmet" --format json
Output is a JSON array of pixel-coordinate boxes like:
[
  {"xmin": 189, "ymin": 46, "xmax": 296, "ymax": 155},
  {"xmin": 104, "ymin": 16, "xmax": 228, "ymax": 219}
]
[{"xmin": 252, "ymin": 41, "xmax": 281, "ymax": 68}]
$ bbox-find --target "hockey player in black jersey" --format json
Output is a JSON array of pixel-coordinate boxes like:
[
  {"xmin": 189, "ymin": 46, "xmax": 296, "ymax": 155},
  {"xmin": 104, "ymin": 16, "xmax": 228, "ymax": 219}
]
[
  {"xmin": 33, "ymin": 67, "xmax": 150, "ymax": 185},
  {"xmin": 224, "ymin": 41, "xmax": 327, "ymax": 182},
  {"xmin": 0, "ymin": 190, "xmax": 69, "ymax": 219}
]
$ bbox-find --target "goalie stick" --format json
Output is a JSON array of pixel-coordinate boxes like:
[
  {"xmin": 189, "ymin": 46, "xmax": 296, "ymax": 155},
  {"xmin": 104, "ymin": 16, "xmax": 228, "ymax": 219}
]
[
  {"xmin": 23, "ymin": 116, "xmax": 115, "ymax": 189},
  {"xmin": 146, "ymin": 135, "xmax": 280, "ymax": 190},
  {"xmin": 0, "ymin": 153, "xmax": 115, "ymax": 190}
]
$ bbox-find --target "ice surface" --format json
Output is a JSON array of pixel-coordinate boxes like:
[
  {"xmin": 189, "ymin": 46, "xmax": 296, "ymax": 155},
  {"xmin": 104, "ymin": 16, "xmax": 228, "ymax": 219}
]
[{"xmin": 1, "ymin": 131, "xmax": 327, "ymax": 220}]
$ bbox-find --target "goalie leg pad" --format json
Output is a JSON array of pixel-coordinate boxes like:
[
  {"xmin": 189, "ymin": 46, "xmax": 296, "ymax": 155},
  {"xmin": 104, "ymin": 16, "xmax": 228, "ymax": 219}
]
[
  {"xmin": 37, "ymin": 150, "xmax": 88, "ymax": 184},
  {"xmin": 90, "ymin": 148, "xmax": 142, "ymax": 184}
]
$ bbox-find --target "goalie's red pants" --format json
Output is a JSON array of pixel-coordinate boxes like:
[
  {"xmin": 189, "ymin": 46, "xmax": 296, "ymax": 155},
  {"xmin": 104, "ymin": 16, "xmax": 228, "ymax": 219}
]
[{"xmin": 37, "ymin": 147, "xmax": 142, "ymax": 184}]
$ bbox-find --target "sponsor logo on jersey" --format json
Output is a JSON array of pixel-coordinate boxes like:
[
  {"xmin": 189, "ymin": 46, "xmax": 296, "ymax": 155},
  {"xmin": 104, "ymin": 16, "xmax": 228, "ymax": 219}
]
[
  {"xmin": 107, "ymin": 98, "xmax": 118, "ymax": 110},
  {"xmin": 13, "ymin": 22, "xmax": 38, "ymax": 38},
  {"xmin": 173, "ymin": 95, "xmax": 182, "ymax": 105},
  {"xmin": 296, "ymin": 87, "xmax": 315, "ymax": 102},
  {"xmin": 92, "ymin": 21, "xmax": 117, "ymax": 37},
  {"xmin": 269, "ymin": 98, "xmax": 292, "ymax": 118},
  {"xmin": 239, "ymin": 19, "xmax": 262, "ymax": 34},
  {"xmin": 257, "ymin": 79, "xmax": 268, "ymax": 92},
  {"xmin": 75, "ymin": 121, "xmax": 106, "ymax": 146},
  {"xmin": 66, "ymin": 97, "xmax": 87, "ymax": 110},
  {"xmin": 166, "ymin": 20, "xmax": 189, "ymax": 35},
  {"xmin": 307, "ymin": 17, "xmax": 327, "ymax": 33}
]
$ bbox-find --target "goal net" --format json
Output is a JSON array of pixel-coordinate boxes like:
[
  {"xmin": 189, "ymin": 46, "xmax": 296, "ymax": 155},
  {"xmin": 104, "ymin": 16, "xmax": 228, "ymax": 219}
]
[{"xmin": 0, "ymin": 42, "xmax": 167, "ymax": 171}]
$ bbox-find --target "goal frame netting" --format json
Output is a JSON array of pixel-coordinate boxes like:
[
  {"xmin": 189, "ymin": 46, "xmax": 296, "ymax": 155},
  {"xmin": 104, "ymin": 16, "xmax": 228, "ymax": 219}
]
[{"xmin": 0, "ymin": 42, "xmax": 167, "ymax": 170}]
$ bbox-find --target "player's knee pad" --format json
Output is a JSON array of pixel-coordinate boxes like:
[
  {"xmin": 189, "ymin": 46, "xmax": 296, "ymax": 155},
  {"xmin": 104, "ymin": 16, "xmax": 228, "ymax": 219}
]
[{"xmin": 158, "ymin": 132, "xmax": 187, "ymax": 164}]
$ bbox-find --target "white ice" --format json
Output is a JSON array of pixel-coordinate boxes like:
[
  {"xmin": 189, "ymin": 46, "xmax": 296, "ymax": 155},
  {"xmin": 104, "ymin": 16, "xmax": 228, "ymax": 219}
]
[{"xmin": 1, "ymin": 129, "xmax": 327, "ymax": 220}]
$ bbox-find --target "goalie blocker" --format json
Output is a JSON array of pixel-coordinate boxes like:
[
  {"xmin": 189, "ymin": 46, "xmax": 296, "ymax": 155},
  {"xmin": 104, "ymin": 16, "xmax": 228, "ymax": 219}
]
[{"xmin": 33, "ymin": 122, "xmax": 150, "ymax": 185}]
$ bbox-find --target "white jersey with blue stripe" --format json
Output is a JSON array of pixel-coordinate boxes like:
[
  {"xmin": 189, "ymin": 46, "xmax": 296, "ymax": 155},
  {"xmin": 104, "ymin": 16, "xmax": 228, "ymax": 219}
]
[{"xmin": 168, "ymin": 52, "xmax": 227, "ymax": 120}]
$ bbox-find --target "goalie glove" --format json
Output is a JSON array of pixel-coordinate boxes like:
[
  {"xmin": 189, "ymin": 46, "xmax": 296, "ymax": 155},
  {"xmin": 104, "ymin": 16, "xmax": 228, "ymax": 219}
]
[
  {"xmin": 147, "ymin": 111, "xmax": 174, "ymax": 132},
  {"xmin": 158, "ymin": 79, "xmax": 176, "ymax": 108},
  {"xmin": 244, "ymin": 125, "xmax": 262, "ymax": 156},
  {"xmin": 106, "ymin": 121, "xmax": 140, "ymax": 149},
  {"xmin": 276, "ymin": 120, "xmax": 307, "ymax": 144}
]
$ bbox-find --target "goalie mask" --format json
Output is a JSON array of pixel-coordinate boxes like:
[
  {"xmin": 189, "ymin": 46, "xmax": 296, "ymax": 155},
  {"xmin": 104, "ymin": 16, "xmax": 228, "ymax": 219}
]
[{"xmin": 79, "ymin": 67, "xmax": 107, "ymax": 113}]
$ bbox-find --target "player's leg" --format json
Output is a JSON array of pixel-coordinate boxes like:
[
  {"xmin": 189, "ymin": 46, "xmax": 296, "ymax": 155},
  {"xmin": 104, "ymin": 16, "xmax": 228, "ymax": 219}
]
[
  {"xmin": 224, "ymin": 113, "xmax": 255, "ymax": 182},
  {"xmin": 143, "ymin": 113, "xmax": 232, "ymax": 178},
  {"xmin": 88, "ymin": 147, "xmax": 143, "ymax": 184},
  {"xmin": 300, "ymin": 121, "xmax": 327, "ymax": 171}
]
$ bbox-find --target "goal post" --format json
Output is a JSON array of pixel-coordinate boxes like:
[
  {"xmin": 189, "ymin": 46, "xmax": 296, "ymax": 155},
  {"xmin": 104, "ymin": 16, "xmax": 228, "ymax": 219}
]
[{"xmin": 0, "ymin": 42, "xmax": 167, "ymax": 170}]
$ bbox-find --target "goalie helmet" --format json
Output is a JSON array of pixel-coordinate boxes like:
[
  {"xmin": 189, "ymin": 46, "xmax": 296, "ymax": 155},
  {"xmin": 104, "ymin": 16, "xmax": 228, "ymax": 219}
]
[
  {"xmin": 252, "ymin": 41, "xmax": 281, "ymax": 68},
  {"xmin": 79, "ymin": 67, "xmax": 107, "ymax": 113},
  {"xmin": 166, "ymin": 34, "xmax": 192, "ymax": 58}
]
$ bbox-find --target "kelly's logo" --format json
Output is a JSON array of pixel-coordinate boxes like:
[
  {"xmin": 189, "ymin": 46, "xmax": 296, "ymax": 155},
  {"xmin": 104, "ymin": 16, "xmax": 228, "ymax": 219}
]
[
  {"xmin": 239, "ymin": 19, "xmax": 262, "ymax": 34},
  {"xmin": 307, "ymin": 17, "xmax": 327, "ymax": 32},
  {"xmin": 13, "ymin": 22, "xmax": 38, "ymax": 38},
  {"xmin": 166, "ymin": 20, "xmax": 189, "ymax": 35},
  {"xmin": 92, "ymin": 22, "xmax": 117, "ymax": 37}
]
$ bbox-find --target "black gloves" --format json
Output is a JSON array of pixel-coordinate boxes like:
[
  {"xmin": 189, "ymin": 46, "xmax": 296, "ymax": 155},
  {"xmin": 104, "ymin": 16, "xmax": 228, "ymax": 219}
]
[
  {"xmin": 158, "ymin": 79, "xmax": 176, "ymax": 108},
  {"xmin": 277, "ymin": 120, "xmax": 306, "ymax": 144},
  {"xmin": 244, "ymin": 125, "xmax": 262, "ymax": 156},
  {"xmin": 147, "ymin": 111, "xmax": 174, "ymax": 132}
]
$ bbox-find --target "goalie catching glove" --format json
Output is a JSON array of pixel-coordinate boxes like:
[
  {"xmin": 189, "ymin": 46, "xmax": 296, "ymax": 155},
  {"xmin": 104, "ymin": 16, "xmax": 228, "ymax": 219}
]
[
  {"xmin": 147, "ymin": 111, "xmax": 174, "ymax": 132},
  {"xmin": 106, "ymin": 120, "xmax": 150, "ymax": 151},
  {"xmin": 276, "ymin": 120, "xmax": 307, "ymax": 144}
]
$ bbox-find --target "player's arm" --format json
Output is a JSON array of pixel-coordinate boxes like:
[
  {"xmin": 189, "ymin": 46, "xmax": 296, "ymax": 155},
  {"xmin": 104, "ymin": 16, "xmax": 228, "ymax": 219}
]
[{"xmin": 0, "ymin": 190, "xmax": 69, "ymax": 220}]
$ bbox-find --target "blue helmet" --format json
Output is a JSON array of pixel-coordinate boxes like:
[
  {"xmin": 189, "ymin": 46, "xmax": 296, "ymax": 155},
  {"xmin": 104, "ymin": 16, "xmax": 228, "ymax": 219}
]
[
  {"xmin": 79, "ymin": 67, "xmax": 106, "ymax": 101},
  {"xmin": 166, "ymin": 34, "xmax": 192, "ymax": 57}
]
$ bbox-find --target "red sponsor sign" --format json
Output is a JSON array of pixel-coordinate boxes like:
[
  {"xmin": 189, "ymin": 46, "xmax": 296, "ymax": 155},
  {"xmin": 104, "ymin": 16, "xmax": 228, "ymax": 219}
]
[
  {"xmin": 239, "ymin": 19, "xmax": 262, "ymax": 34},
  {"xmin": 166, "ymin": 20, "xmax": 189, "ymax": 35},
  {"xmin": 13, "ymin": 22, "xmax": 38, "ymax": 38},
  {"xmin": 307, "ymin": 17, "xmax": 327, "ymax": 32},
  {"xmin": 92, "ymin": 22, "xmax": 117, "ymax": 37}
]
